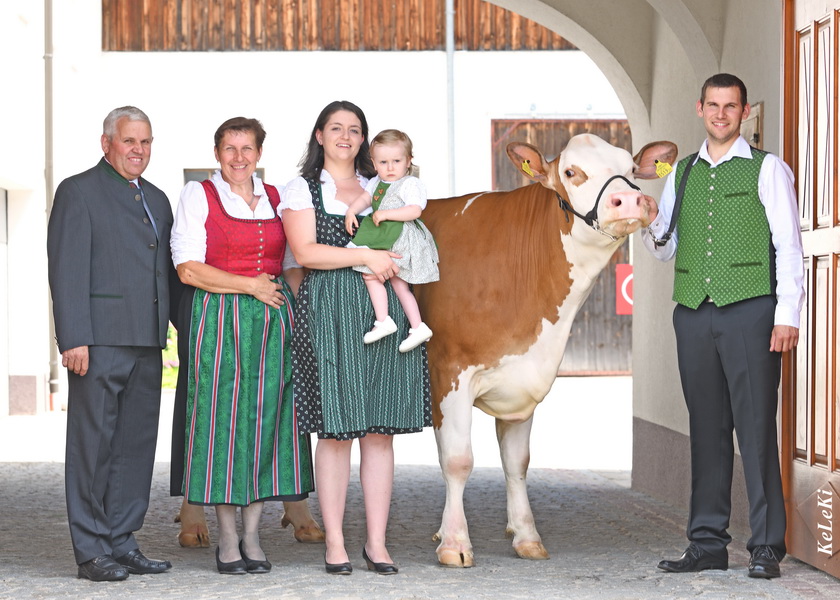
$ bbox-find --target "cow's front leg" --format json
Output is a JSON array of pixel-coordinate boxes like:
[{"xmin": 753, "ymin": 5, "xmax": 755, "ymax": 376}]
[
  {"xmin": 496, "ymin": 416, "xmax": 548, "ymax": 560},
  {"xmin": 433, "ymin": 392, "xmax": 475, "ymax": 567}
]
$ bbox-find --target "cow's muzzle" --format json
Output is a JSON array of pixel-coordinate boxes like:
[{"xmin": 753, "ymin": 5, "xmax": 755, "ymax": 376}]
[{"xmin": 556, "ymin": 174, "xmax": 642, "ymax": 241}]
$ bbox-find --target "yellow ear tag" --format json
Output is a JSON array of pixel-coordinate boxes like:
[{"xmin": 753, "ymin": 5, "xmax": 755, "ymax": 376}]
[
  {"xmin": 654, "ymin": 160, "xmax": 673, "ymax": 178},
  {"xmin": 521, "ymin": 160, "xmax": 534, "ymax": 177}
]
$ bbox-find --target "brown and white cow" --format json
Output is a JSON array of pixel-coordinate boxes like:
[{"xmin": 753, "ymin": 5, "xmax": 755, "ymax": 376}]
[{"xmin": 416, "ymin": 133, "xmax": 676, "ymax": 567}]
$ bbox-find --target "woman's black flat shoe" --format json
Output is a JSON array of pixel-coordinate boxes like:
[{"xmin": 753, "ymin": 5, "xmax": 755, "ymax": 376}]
[
  {"xmin": 239, "ymin": 541, "xmax": 271, "ymax": 574},
  {"xmin": 215, "ymin": 547, "xmax": 247, "ymax": 575},
  {"xmin": 363, "ymin": 547, "xmax": 398, "ymax": 575},
  {"xmin": 324, "ymin": 553, "xmax": 352, "ymax": 575}
]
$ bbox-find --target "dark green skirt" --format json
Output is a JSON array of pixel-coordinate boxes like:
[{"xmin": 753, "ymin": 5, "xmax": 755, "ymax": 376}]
[
  {"xmin": 183, "ymin": 283, "xmax": 314, "ymax": 505},
  {"xmin": 292, "ymin": 266, "xmax": 432, "ymax": 440}
]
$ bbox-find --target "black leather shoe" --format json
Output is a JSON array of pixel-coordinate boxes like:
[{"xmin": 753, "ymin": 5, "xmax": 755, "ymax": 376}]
[
  {"xmin": 77, "ymin": 555, "xmax": 129, "ymax": 581},
  {"xmin": 324, "ymin": 552, "xmax": 352, "ymax": 575},
  {"xmin": 748, "ymin": 545, "xmax": 781, "ymax": 579},
  {"xmin": 657, "ymin": 543, "xmax": 728, "ymax": 573},
  {"xmin": 115, "ymin": 549, "xmax": 172, "ymax": 575},
  {"xmin": 215, "ymin": 547, "xmax": 247, "ymax": 575},
  {"xmin": 239, "ymin": 541, "xmax": 271, "ymax": 574},
  {"xmin": 362, "ymin": 546, "xmax": 398, "ymax": 575}
]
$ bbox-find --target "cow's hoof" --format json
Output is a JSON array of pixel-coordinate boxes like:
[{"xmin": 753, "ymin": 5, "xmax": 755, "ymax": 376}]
[
  {"xmin": 436, "ymin": 547, "xmax": 475, "ymax": 568},
  {"xmin": 178, "ymin": 528, "xmax": 211, "ymax": 548},
  {"xmin": 281, "ymin": 514, "xmax": 325, "ymax": 543},
  {"xmin": 514, "ymin": 541, "xmax": 549, "ymax": 560},
  {"xmin": 175, "ymin": 505, "xmax": 210, "ymax": 548}
]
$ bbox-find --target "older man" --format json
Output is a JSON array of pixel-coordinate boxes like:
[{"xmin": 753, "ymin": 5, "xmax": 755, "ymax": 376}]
[{"xmin": 48, "ymin": 106, "xmax": 173, "ymax": 581}]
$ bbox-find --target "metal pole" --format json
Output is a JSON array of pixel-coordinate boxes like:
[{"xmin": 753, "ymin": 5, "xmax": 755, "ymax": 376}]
[
  {"xmin": 445, "ymin": 0, "xmax": 455, "ymax": 195},
  {"xmin": 45, "ymin": 0, "xmax": 58, "ymax": 409}
]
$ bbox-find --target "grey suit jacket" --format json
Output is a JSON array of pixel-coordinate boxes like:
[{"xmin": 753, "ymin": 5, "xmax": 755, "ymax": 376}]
[{"xmin": 47, "ymin": 158, "xmax": 173, "ymax": 352}]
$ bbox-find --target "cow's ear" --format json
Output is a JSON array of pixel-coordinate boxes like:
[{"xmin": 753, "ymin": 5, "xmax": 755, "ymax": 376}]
[
  {"xmin": 633, "ymin": 141, "xmax": 678, "ymax": 180},
  {"xmin": 506, "ymin": 142, "xmax": 549, "ymax": 184}
]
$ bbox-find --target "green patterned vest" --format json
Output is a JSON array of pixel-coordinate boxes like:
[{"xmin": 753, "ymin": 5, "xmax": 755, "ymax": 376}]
[
  {"xmin": 350, "ymin": 181, "xmax": 404, "ymax": 249},
  {"xmin": 673, "ymin": 147, "xmax": 773, "ymax": 308}
]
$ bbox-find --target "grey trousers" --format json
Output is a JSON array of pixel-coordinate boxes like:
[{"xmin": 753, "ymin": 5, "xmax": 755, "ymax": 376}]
[
  {"xmin": 64, "ymin": 345, "xmax": 162, "ymax": 564},
  {"xmin": 673, "ymin": 295, "xmax": 785, "ymax": 560}
]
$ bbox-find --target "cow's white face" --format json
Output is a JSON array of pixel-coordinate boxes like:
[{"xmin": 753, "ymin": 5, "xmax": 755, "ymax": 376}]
[
  {"xmin": 507, "ymin": 134, "xmax": 678, "ymax": 239},
  {"xmin": 557, "ymin": 134, "xmax": 648, "ymax": 237}
]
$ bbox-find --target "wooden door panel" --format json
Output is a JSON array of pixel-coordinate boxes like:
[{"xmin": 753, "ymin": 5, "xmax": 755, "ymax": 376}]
[
  {"xmin": 791, "ymin": 464, "xmax": 840, "ymax": 561},
  {"xmin": 813, "ymin": 257, "xmax": 829, "ymax": 463},
  {"xmin": 834, "ymin": 255, "xmax": 840, "ymax": 471},
  {"xmin": 795, "ymin": 259, "xmax": 811, "ymax": 458},
  {"xmin": 815, "ymin": 21, "xmax": 834, "ymax": 227},
  {"xmin": 796, "ymin": 28, "xmax": 813, "ymax": 227},
  {"xmin": 784, "ymin": 0, "xmax": 840, "ymax": 578}
]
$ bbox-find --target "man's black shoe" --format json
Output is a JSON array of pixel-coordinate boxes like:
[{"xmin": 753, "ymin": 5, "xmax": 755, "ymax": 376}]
[
  {"xmin": 657, "ymin": 543, "xmax": 728, "ymax": 573},
  {"xmin": 748, "ymin": 545, "xmax": 781, "ymax": 579},
  {"xmin": 115, "ymin": 549, "xmax": 172, "ymax": 574},
  {"xmin": 77, "ymin": 555, "xmax": 129, "ymax": 581}
]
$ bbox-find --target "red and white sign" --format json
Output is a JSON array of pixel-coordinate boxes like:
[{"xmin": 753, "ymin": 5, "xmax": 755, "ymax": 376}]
[{"xmin": 616, "ymin": 264, "xmax": 633, "ymax": 315}]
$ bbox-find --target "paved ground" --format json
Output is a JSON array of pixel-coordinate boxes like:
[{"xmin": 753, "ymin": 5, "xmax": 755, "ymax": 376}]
[
  {"xmin": 0, "ymin": 378, "xmax": 837, "ymax": 599},
  {"xmin": 2, "ymin": 463, "xmax": 838, "ymax": 600}
]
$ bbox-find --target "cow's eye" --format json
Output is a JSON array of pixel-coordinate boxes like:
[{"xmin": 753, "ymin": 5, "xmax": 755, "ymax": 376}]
[{"xmin": 564, "ymin": 169, "xmax": 575, "ymax": 178}]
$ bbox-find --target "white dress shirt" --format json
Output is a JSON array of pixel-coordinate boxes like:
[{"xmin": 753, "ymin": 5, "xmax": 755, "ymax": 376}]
[
  {"xmin": 281, "ymin": 169, "xmax": 371, "ymax": 215},
  {"xmin": 641, "ymin": 136, "xmax": 805, "ymax": 327}
]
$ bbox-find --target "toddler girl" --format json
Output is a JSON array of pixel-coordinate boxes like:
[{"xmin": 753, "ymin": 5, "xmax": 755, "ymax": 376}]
[{"xmin": 345, "ymin": 129, "xmax": 439, "ymax": 352}]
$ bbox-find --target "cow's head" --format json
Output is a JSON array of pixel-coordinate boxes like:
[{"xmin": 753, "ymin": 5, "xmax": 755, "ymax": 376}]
[{"xmin": 506, "ymin": 134, "xmax": 677, "ymax": 239}]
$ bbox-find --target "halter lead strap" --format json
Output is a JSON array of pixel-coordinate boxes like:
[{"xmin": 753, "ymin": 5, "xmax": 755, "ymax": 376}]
[
  {"xmin": 555, "ymin": 174, "xmax": 641, "ymax": 239},
  {"xmin": 652, "ymin": 152, "xmax": 698, "ymax": 247}
]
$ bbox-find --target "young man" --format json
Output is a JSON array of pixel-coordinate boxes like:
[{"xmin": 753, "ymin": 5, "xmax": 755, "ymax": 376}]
[
  {"xmin": 48, "ymin": 106, "xmax": 174, "ymax": 581},
  {"xmin": 641, "ymin": 73, "xmax": 804, "ymax": 579}
]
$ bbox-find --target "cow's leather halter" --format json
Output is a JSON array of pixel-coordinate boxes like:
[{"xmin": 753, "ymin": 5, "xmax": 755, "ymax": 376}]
[{"xmin": 555, "ymin": 174, "xmax": 641, "ymax": 241}]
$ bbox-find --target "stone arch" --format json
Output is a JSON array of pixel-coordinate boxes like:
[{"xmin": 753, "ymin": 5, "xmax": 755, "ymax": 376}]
[{"xmin": 489, "ymin": 0, "xmax": 720, "ymax": 149}]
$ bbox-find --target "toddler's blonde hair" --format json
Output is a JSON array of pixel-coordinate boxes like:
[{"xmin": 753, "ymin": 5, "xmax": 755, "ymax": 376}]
[{"xmin": 370, "ymin": 129, "xmax": 420, "ymax": 177}]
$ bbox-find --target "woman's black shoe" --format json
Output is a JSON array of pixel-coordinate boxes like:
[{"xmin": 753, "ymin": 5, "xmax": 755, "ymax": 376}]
[
  {"xmin": 324, "ymin": 552, "xmax": 352, "ymax": 575},
  {"xmin": 239, "ymin": 541, "xmax": 271, "ymax": 574},
  {"xmin": 215, "ymin": 547, "xmax": 247, "ymax": 575},
  {"xmin": 362, "ymin": 547, "xmax": 398, "ymax": 575}
]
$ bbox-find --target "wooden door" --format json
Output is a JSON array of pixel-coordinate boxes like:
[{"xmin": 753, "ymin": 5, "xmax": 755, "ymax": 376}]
[{"xmin": 783, "ymin": 0, "xmax": 840, "ymax": 578}]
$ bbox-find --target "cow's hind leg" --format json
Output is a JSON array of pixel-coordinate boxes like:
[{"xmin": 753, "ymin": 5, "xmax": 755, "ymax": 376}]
[
  {"xmin": 433, "ymin": 393, "xmax": 475, "ymax": 568},
  {"xmin": 175, "ymin": 497, "xmax": 211, "ymax": 547},
  {"xmin": 281, "ymin": 499, "xmax": 325, "ymax": 543},
  {"xmin": 496, "ymin": 416, "xmax": 549, "ymax": 560}
]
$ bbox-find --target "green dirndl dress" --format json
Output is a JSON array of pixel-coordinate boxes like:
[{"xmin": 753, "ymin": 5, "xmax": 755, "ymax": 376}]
[
  {"xmin": 183, "ymin": 280, "xmax": 314, "ymax": 505},
  {"xmin": 292, "ymin": 177, "xmax": 432, "ymax": 440}
]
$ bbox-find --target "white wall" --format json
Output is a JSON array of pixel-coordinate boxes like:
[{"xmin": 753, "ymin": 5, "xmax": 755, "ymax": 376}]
[
  {"xmin": 630, "ymin": 7, "xmax": 704, "ymax": 434},
  {"xmin": 50, "ymin": 2, "xmax": 623, "ymax": 202},
  {"xmin": 0, "ymin": 190, "xmax": 8, "ymax": 417},
  {"xmin": 0, "ymin": 0, "xmax": 624, "ymax": 411},
  {"xmin": 452, "ymin": 51, "xmax": 625, "ymax": 193},
  {"xmin": 0, "ymin": 3, "xmax": 50, "ymax": 412},
  {"xmin": 479, "ymin": 0, "xmax": 786, "ymax": 452},
  {"xmin": 633, "ymin": 1, "xmax": 784, "ymax": 437},
  {"xmin": 2, "ymin": 0, "xmax": 785, "ymax": 436}
]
